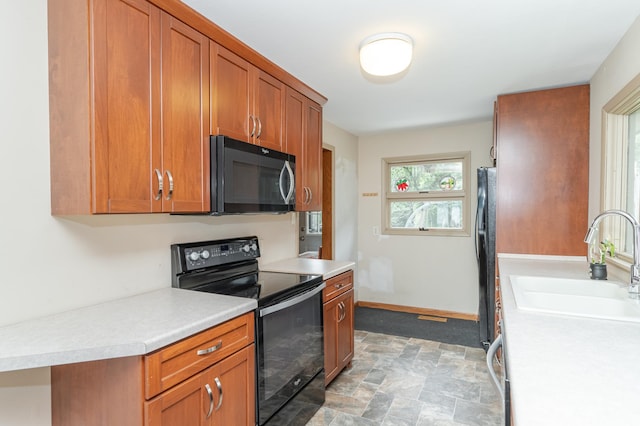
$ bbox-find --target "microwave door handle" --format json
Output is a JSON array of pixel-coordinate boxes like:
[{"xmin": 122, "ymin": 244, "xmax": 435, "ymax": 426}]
[
  {"xmin": 278, "ymin": 161, "xmax": 295, "ymax": 204},
  {"xmin": 279, "ymin": 163, "xmax": 287, "ymax": 202},
  {"xmin": 284, "ymin": 161, "xmax": 295, "ymax": 203}
]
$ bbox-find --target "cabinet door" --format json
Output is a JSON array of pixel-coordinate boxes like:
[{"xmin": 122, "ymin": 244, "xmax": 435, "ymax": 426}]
[
  {"xmin": 285, "ymin": 88, "xmax": 323, "ymax": 211},
  {"xmin": 323, "ymin": 295, "xmax": 339, "ymax": 386},
  {"xmin": 285, "ymin": 88, "xmax": 306, "ymax": 208},
  {"xmin": 92, "ymin": 0, "xmax": 162, "ymax": 213},
  {"xmin": 211, "ymin": 44, "xmax": 251, "ymax": 142},
  {"xmin": 210, "ymin": 345, "xmax": 256, "ymax": 426},
  {"xmin": 160, "ymin": 13, "xmax": 210, "ymax": 213},
  {"xmin": 305, "ymin": 99, "xmax": 323, "ymax": 211},
  {"xmin": 145, "ymin": 370, "xmax": 208, "ymax": 426},
  {"xmin": 337, "ymin": 289, "xmax": 355, "ymax": 367},
  {"xmin": 253, "ymin": 69, "xmax": 284, "ymax": 151}
]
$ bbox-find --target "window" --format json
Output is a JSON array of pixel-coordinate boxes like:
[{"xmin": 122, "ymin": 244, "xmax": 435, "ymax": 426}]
[
  {"xmin": 601, "ymin": 74, "xmax": 640, "ymax": 264},
  {"xmin": 382, "ymin": 152, "xmax": 470, "ymax": 236}
]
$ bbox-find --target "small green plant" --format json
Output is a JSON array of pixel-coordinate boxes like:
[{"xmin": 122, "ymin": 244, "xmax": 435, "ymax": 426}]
[{"xmin": 590, "ymin": 239, "xmax": 615, "ymax": 264}]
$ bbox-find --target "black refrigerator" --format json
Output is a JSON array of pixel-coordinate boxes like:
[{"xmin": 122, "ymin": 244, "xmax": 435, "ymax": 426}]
[{"xmin": 476, "ymin": 167, "xmax": 497, "ymax": 350}]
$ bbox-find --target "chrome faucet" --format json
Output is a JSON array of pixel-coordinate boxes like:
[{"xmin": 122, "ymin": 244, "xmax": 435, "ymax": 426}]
[{"xmin": 584, "ymin": 209, "xmax": 640, "ymax": 298}]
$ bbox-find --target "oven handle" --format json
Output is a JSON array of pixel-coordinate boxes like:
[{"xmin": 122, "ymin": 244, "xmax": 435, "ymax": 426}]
[{"xmin": 259, "ymin": 282, "xmax": 325, "ymax": 317}]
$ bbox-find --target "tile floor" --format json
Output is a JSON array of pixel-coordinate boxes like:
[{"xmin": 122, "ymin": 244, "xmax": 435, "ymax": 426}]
[{"xmin": 307, "ymin": 330, "xmax": 504, "ymax": 425}]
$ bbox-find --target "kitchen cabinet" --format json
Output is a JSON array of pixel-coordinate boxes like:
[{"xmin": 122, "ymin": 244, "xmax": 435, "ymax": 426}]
[
  {"xmin": 495, "ymin": 84, "xmax": 589, "ymax": 256},
  {"xmin": 494, "ymin": 84, "xmax": 589, "ymax": 348},
  {"xmin": 211, "ymin": 44, "xmax": 285, "ymax": 151},
  {"xmin": 285, "ymin": 88, "xmax": 323, "ymax": 211},
  {"xmin": 323, "ymin": 270, "xmax": 354, "ymax": 385},
  {"xmin": 49, "ymin": 0, "xmax": 210, "ymax": 214},
  {"xmin": 51, "ymin": 312, "xmax": 256, "ymax": 426}
]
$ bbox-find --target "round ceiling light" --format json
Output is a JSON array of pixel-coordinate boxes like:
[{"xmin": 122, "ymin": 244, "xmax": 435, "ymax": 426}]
[{"xmin": 359, "ymin": 32, "xmax": 413, "ymax": 77}]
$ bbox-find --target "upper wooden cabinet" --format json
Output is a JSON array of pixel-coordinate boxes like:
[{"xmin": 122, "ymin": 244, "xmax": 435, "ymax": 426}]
[
  {"xmin": 495, "ymin": 84, "xmax": 590, "ymax": 256},
  {"xmin": 49, "ymin": 0, "xmax": 325, "ymax": 215},
  {"xmin": 49, "ymin": 0, "xmax": 210, "ymax": 214},
  {"xmin": 211, "ymin": 44, "xmax": 285, "ymax": 151},
  {"xmin": 285, "ymin": 88, "xmax": 323, "ymax": 211}
]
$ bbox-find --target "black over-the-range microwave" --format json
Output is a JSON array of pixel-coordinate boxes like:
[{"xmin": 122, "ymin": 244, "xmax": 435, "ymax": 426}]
[{"xmin": 209, "ymin": 135, "xmax": 296, "ymax": 215}]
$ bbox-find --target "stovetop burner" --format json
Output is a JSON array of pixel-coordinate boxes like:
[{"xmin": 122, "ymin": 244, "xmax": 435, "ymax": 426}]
[{"xmin": 171, "ymin": 236, "xmax": 323, "ymax": 307}]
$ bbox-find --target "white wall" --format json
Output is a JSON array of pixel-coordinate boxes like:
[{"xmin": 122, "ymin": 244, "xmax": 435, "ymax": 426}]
[
  {"xmin": 0, "ymin": 2, "xmax": 358, "ymax": 425},
  {"xmin": 357, "ymin": 121, "xmax": 493, "ymax": 314},
  {"xmin": 589, "ymin": 15, "xmax": 640, "ymax": 218},
  {"xmin": 323, "ymin": 122, "xmax": 359, "ymax": 264}
]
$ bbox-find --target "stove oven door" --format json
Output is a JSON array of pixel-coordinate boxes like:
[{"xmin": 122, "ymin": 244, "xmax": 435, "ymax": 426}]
[{"xmin": 256, "ymin": 283, "xmax": 325, "ymax": 425}]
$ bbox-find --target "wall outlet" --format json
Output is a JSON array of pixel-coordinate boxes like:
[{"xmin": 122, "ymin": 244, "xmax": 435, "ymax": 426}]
[{"xmin": 372, "ymin": 226, "xmax": 379, "ymax": 235}]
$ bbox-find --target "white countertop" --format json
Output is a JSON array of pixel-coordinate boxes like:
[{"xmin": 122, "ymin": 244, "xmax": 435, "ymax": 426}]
[
  {"xmin": 261, "ymin": 258, "xmax": 355, "ymax": 279},
  {"xmin": 498, "ymin": 254, "xmax": 640, "ymax": 426},
  {"xmin": 0, "ymin": 288, "xmax": 256, "ymax": 372}
]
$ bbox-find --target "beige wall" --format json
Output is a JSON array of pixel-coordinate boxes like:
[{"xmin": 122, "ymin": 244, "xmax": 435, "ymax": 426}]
[
  {"xmin": 589, "ymin": 15, "xmax": 640, "ymax": 218},
  {"xmin": 357, "ymin": 121, "xmax": 494, "ymax": 314}
]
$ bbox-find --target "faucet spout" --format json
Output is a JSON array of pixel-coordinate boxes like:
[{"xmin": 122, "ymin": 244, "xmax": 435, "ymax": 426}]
[{"xmin": 585, "ymin": 209, "xmax": 640, "ymax": 298}]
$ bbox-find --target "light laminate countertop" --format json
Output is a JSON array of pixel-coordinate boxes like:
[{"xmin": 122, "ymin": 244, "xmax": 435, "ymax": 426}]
[
  {"xmin": 0, "ymin": 288, "xmax": 256, "ymax": 372},
  {"xmin": 261, "ymin": 258, "xmax": 355, "ymax": 279},
  {"xmin": 498, "ymin": 254, "xmax": 640, "ymax": 426}
]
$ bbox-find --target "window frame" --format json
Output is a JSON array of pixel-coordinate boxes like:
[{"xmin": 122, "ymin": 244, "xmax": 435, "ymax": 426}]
[
  {"xmin": 382, "ymin": 151, "xmax": 471, "ymax": 237},
  {"xmin": 600, "ymin": 72, "xmax": 640, "ymax": 268}
]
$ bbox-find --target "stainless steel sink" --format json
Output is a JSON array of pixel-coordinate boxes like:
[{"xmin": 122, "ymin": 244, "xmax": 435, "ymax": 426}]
[{"xmin": 510, "ymin": 275, "xmax": 640, "ymax": 323}]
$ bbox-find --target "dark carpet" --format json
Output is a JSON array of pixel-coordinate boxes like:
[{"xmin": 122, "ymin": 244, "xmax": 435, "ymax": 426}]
[{"xmin": 354, "ymin": 306, "xmax": 481, "ymax": 348}]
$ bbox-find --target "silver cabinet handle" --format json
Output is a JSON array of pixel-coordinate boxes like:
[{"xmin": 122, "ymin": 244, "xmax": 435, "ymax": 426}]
[
  {"xmin": 164, "ymin": 170, "xmax": 174, "ymax": 200},
  {"xmin": 307, "ymin": 187, "xmax": 313, "ymax": 204},
  {"xmin": 154, "ymin": 169, "xmax": 163, "ymax": 201},
  {"xmin": 486, "ymin": 334, "xmax": 504, "ymax": 402},
  {"xmin": 214, "ymin": 377, "xmax": 223, "ymax": 411},
  {"xmin": 256, "ymin": 117, "xmax": 263, "ymax": 138},
  {"xmin": 249, "ymin": 115, "xmax": 256, "ymax": 137},
  {"xmin": 196, "ymin": 340, "xmax": 222, "ymax": 356},
  {"xmin": 205, "ymin": 383, "xmax": 214, "ymax": 418}
]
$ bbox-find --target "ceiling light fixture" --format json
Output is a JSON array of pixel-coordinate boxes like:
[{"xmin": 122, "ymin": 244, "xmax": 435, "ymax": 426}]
[{"xmin": 359, "ymin": 32, "xmax": 413, "ymax": 77}]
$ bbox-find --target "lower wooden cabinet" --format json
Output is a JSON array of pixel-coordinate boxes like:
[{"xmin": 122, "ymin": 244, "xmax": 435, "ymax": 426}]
[
  {"xmin": 323, "ymin": 270, "xmax": 354, "ymax": 386},
  {"xmin": 145, "ymin": 345, "xmax": 255, "ymax": 426},
  {"xmin": 51, "ymin": 312, "xmax": 256, "ymax": 426}
]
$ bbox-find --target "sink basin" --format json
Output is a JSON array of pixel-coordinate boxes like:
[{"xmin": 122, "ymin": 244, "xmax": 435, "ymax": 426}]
[{"xmin": 510, "ymin": 275, "xmax": 640, "ymax": 323}]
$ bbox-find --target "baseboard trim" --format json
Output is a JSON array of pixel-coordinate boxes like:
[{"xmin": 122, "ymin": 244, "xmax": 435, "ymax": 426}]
[{"xmin": 355, "ymin": 301, "xmax": 478, "ymax": 321}]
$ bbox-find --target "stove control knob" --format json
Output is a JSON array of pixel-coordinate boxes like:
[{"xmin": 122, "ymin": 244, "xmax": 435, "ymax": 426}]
[
  {"xmin": 242, "ymin": 244, "xmax": 251, "ymax": 253},
  {"xmin": 200, "ymin": 250, "xmax": 210, "ymax": 259},
  {"xmin": 188, "ymin": 251, "xmax": 200, "ymax": 261},
  {"xmin": 251, "ymin": 243, "xmax": 258, "ymax": 251}
]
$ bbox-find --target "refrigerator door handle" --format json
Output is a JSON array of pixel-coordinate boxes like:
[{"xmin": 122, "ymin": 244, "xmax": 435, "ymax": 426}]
[{"xmin": 475, "ymin": 180, "xmax": 486, "ymax": 263}]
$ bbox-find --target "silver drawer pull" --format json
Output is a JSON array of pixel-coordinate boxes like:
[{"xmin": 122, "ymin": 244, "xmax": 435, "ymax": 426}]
[{"xmin": 197, "ymin": 340, "xmax": 222, "ymax": 356}]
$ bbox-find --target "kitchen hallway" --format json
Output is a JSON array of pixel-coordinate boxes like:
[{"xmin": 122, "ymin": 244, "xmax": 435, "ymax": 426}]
[{"xmin": 308, "ymin": 330, "xmax": 503, "ymax": 425}]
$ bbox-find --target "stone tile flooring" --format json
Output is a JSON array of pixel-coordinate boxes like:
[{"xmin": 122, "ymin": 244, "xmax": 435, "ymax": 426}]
[{"xmin": 308, "ymin": 330, "xmax": 504, "ymax": 425}]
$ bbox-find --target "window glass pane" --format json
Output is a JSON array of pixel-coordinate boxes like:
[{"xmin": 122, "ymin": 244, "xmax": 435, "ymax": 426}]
[
  {"xmin": 390, "ymin": 200, "xmax": 463, "ymax": 229},
  {"xmin": 390, "ymin": 161, "xmax": 463, "ymax": 193},
  {"xmin": 625, "ymin": 109, "xmax": 640, "ymax": 253}
]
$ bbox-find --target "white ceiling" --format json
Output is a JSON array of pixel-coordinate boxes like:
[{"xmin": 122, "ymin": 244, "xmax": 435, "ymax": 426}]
[{"xmin": 183, "ymin": 0, "xmax": 640, "ymax": 136}]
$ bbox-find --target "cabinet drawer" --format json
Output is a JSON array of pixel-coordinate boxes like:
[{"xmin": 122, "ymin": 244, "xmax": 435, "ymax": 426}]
[
  {"xmin": 145, "ymin": 312, "xmax": 254, "ymax": 399},
  {"xmin": 323, "ymin": 270, "xmax": 353, "ymax": 302}
]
